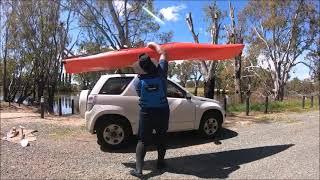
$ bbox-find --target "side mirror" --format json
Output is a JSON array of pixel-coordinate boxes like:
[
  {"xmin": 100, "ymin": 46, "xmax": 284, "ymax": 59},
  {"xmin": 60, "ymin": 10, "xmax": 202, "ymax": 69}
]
[{"xmin": 186, "ymin": 93, "xmax": 192, "ymax": 100}]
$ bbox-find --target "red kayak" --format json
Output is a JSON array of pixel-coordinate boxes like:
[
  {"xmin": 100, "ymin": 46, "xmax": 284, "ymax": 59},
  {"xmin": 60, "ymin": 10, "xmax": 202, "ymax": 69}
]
[{"xmin": 63, "ymin": 42, "xmax": 244, "ymax": 74}]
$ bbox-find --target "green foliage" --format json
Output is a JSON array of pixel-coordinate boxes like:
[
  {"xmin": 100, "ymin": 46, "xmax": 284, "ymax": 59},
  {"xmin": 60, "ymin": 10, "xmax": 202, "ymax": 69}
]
[
  {"xmin": 157, "ymin": 31, "xmax": 174, "ymax": 44},
  {"xmin": 306, "ymin": 35, "xmax": 320, "ymax": 81},
  {"xmin": 286, "ymin": 78, "xmax": 319, "ymax": 95},
  {"xmin": 169, "ymin": 61, "xmax": 203, "ymax": 88},
  {"xmin": 167, "ymin": 62, "xmax": 176, "ymax": 78},
  {"xmin": 215, "ymin": 61, "xmax": 235, "ymax": 92},
  {"xmin": 173, "ymin": 61, "xmax": 193, "ymax": 87},
  {"xmin": 1, "ymin": 0, "xmax": 71, "ymax": 110}
]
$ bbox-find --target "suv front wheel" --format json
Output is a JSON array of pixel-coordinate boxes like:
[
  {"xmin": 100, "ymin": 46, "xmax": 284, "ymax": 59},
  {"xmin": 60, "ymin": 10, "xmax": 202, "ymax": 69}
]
[
  {"xmin": 96, "ymin": 118, "xmax": 132, "ymax": 149},
  {"xmin": 198, "ymin": 111, "xmax": 222, "ymax": 138}
]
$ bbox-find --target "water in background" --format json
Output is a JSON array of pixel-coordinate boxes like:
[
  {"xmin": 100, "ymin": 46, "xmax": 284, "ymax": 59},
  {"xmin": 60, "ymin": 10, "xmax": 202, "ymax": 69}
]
[
  {"xmin": 53, "ymin": 95, "xmax": 80, "ymax": 115},
  {"xmin": 0, "ymin": 94, "xmax": 80, "ymax": 115}
]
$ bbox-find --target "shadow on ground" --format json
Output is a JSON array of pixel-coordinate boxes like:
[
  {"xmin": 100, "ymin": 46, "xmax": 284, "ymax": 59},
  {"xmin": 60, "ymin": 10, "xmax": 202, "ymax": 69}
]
[
  {"xmin": 101, "ymin": 128, "xmax": 238, "ymax": 153},
  {"xmin": 123, "ymin": 144, "xmax": 294, "ymax": 179}
]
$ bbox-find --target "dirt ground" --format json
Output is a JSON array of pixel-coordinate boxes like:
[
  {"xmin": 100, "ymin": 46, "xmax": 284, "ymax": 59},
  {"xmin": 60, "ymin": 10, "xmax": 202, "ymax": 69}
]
[{"xmin": 1, "ymin": 103, "xmax": 319, "ymax": 179}]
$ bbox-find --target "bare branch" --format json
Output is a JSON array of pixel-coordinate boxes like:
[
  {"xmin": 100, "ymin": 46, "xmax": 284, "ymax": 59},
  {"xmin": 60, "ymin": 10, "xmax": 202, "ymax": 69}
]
[
  {"xmin": 186, "ymin": 12, "xmax": 199, "ymax": 43},
  {"xmin": 185, "ymin": 12, "xmax": 208, "ymax": 76},
  {"xmin": 253, "ymin": 26, "xmax": 274, "ymax": 60},
  {"xmin": 81, "ymin": 0, "xmax": 119, "ymax": 49},
  {"xmin": 107, "ymin": 0, "xmax": 126, "ymax": 48}
]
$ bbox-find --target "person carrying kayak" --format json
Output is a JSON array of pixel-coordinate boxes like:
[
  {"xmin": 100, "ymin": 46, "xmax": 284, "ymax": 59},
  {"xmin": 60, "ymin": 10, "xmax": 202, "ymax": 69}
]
[{"xmin": 130, "ymin": 42, "xmax": 170, "ymax": 177}]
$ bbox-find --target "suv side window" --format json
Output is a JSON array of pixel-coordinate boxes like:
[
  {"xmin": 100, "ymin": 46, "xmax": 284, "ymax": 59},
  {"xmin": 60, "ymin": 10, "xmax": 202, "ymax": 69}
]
[
  {"xmin": 99, "ymin": 77, "xmax": 133, "ymax": 95},
  {"xmin": 167, "ymin": 81, "xmax": 186, "ymax": 98}
]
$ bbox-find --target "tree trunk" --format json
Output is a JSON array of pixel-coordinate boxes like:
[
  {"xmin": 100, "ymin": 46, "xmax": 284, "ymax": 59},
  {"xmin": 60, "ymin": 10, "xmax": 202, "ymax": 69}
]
[
  {"xmin": 61, "ymin": 73, "xmax": 65, "ymax": 85},
  {"xmin": 3, "ymin": 25, "xmax": 9, "ymax": 102},
  {"xmin": 37, "ymin": 80, "xmax": 45, "ymax": 103},
  {"xmin": 194, "ymin": 81, "xmax": 198, "ymax": 96},
  {"xmin": 280, "ymin": 85, "xmax": 285, "ymax": 101},
  {"xmin": 69, "ymin": 73, "xmax": 72, "ymax": 84},
  {"xmin": 274, "ymin": 80, "xmax": 286, "ymax": 101},
  {"xmin": 180, "ymin": 81, "xmax": 186, "ymax": 88},
  {"xmin": 275, "ymin": 83, "xmax": 285, "ymax": 101},
  {"xmin": 228, "ymin": 2, "xmax": 243, "ymax": 103},
  {"xmin": 107, "ymin": 0, "xmax": 126, "ymax": 47},
  {"xmin": 65, "ymin": 73, "xmax": 68, "ymax": 85},
  {"xmin": 17, "ymin": 83, "xmax": 31, "ymax": 104},
  {"xmin": 204, "ymin": 76, "xmax": 215, "ymax": 99},
  {"xmin": 3, "ymin": 53, "xmax": 7, "ymax": 102},
  {"xmin": 7, "ymin": 79, "xmax": 15, "ymax": 102},
  {"xmin": 7, "ymin": 79, "xmax": 17, "ymax": 102},
  {"xmin": 32, "ymin": 83, "xmax": 36, "ymax": 101},
  {"xmin": 9, "ymin": 91, "xmax": 17, "ymax": 102},
  {"xmin": 186, "ymin": 12, "xmax": 218, "ymax": 99},
  {"xmin": 234, "ymin": 56, "xmax": 243, "ymax": 103},
  {"xmin": 194, "ymin": 87, "xmax": 198, "ymax": 96},
  {"xmin": 47, "ymin": 87, "xmax": 55, "ymax": 113}
]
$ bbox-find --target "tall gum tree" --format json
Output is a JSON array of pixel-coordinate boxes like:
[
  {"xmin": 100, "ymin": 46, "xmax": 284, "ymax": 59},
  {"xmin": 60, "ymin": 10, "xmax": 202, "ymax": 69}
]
[
  {"xmin": 186, "ymin": 2, "xmax": 223, "ymax": 99},
  {"xmin": 240, "ymin": 0, "xmax": 318, "ymax": 101}
]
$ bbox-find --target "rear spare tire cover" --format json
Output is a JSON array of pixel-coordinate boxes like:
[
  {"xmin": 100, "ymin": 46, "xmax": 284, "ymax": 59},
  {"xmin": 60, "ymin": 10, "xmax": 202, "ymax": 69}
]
[{"xmin": 79, "ymin": 90, "xmax": 90, "ymax": 118}]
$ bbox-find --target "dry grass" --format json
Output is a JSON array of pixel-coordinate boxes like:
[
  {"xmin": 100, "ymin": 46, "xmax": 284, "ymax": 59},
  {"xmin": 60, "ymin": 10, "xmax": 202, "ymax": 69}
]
[{"xmin": 0, "ymin": 101, "xmax": 38, "ymax": 113}]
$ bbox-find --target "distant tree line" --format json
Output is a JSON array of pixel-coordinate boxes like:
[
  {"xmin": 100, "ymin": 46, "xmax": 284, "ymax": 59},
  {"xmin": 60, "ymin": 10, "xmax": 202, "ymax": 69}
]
[{"xmin": 0, "ymin": 0, "xmax": 172, "ymax": 112}]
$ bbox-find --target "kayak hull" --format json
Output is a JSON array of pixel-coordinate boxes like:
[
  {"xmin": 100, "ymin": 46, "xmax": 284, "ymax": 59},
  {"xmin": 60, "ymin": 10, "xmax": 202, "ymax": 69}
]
[{"xmin": 63, "ymin": 43, "xmax": 244, "ymax": 74}]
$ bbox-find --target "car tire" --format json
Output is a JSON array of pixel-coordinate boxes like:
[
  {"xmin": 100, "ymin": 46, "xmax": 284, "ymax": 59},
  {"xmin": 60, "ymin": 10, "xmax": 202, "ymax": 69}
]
[
  {"xmin": 96, "ymin": 118, "xmax": 132, "ymax": 149},
  {"xmin": 198, "ymin": 111, "xmax": 222, "ymax": 138}
]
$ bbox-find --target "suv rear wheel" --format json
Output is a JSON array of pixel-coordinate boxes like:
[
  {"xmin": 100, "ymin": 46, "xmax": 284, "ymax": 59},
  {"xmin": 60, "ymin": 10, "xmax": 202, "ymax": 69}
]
[
  {"xmin": 198, "ymin": 111, "xmax": 222, "ymax": 138},
  {"xmin": 96, "ymin": 118, "xmax": 132, "ymax": 149}
]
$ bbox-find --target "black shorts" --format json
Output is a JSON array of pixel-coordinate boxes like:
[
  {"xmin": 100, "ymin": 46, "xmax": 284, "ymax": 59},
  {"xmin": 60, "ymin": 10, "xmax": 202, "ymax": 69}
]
[{"xmin": 138, "ymin": 106, "xmax": 170, "ymax": 144}]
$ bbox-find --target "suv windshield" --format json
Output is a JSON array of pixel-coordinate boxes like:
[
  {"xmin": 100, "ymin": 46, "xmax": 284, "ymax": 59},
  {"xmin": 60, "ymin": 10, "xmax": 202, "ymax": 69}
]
[
  {"xmin": 99, "ymin": 77, "xmax": 133, "ymax": 95},
  {"xmin": 167, "ymin": 81, "xmax": 186, "ymax": 98}
]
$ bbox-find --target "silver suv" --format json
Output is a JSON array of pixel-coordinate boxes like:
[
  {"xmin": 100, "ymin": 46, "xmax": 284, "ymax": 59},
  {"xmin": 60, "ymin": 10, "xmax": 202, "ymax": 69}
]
[{"xmin": 79, "ymin": 74, "xmax": 225, "ymax": 149}]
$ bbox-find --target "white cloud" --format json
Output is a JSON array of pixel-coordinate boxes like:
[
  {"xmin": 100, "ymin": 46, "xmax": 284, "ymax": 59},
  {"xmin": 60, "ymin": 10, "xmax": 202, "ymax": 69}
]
[
  {"xmin": 160, "ymin": 4, "xmax": 186, "ymax": 22},
  {"xmin": 113, "ymin": 0, "xmax": 132, "ymax": 16}
]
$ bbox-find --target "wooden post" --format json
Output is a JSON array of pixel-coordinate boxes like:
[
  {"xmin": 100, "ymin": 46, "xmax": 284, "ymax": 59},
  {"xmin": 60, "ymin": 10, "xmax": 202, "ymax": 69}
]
[
  {"xmin": 224, "ymin": 95, "xmax": 227, "ymax": 113},
  {"xmin": 302, "ymin": 96, "xmax": 305, "ymax": 109},
  {"xmin": 318, "ymin": 95, "xmax": 320, "ymax": 112},
  {"xmin": 59, "ymin": 97, "xmax": 62, "ymax": 116},
  {"xmin": 246, "ymin": 95, "xmax": 250, "ymax": 116},
  {"xmin": 40, "ymin": 96, "xmax": 44, "ymax": 118},
  {"xmin": 71, "ymin": 99, "xmax": 74, "ymax": 114},
  {"xmin": 264, "ymin": 96, "xmax": 269, "ymax": 114},
  {"xmin": 310, "ymin": 96, "xmax": 314, "ymax": 108}
]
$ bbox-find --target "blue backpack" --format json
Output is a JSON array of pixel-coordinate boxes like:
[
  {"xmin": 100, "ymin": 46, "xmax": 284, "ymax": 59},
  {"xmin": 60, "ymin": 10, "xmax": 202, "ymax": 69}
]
[{"xmin": 140, "ymin": 77, "xmax": 167, "ymax": 108}]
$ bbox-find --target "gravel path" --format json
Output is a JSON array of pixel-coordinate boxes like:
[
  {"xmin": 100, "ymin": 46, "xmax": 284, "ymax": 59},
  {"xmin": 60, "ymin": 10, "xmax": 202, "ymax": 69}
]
[{"xmin": 1, "ymin": 111, "xmax": 319, "ymax": 179}]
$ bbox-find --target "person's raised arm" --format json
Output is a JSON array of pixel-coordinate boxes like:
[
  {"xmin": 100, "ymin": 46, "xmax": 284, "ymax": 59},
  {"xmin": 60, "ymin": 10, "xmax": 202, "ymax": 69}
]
[
  {"xmin": 147, "ymin": 42, "xmax": 168, "ymax": 76},
  {"xmin": 147, "ymin": 42, "xmax": 167, "ymax": 61},
  {"xmin": 133, "ymin": 78, "xmax": 141, "ymax": 97}
]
